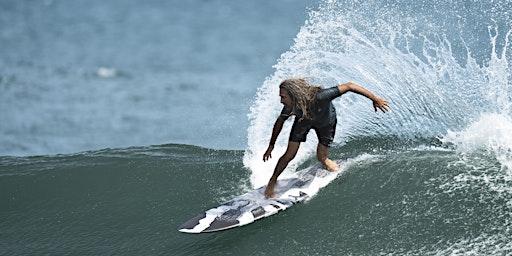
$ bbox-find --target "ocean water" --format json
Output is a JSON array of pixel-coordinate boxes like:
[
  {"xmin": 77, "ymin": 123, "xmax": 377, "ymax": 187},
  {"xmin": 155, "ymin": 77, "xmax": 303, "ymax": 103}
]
[
  {"xmin": 1, "ymin": 0, "xmax": 512, "ymax": 255},
  {"xmin": 0, "ymin": 0, "xmax": 314, "ymax": 156}
]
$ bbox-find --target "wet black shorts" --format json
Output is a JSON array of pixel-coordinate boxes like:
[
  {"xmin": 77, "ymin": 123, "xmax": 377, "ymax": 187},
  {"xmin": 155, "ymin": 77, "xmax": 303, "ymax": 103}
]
[{"xmin": 289, "ymin": 119, "xmax": 337, "ymax": 147}]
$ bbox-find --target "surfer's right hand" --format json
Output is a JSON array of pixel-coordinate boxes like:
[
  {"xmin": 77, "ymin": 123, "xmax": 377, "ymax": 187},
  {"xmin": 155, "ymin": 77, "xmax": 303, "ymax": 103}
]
[{"xmin": 263, "ymin": 145, "xmax": 274, "ymax": 162}]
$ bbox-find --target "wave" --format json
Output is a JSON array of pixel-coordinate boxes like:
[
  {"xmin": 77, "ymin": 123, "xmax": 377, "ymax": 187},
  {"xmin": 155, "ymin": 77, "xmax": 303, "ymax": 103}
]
[
  {"xmin": 442, "ymin": 113, "xmax": 512, "ymax": 175},
  {"xmin": 244, "ymin": 0, "xmax": 512, "ymax": 187},
  {"xmin": 1, "ymin": 142, "xmax": 511, "ymax": 255},
  {"xmin": 239, "ymin": 1, "xmax": 512, "ymax": 254}
]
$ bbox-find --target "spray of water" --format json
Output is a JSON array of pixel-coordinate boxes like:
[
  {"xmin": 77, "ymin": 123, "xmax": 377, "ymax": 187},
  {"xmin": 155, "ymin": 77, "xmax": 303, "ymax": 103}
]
[{"xmin": 244, "ymin": 0, "xmax": 512, "ymax": 188}]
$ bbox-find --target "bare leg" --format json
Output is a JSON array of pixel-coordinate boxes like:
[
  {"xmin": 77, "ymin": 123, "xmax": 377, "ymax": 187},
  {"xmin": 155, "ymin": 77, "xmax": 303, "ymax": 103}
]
[
  {"xmin": 316, "ymin": 143, "xmax": 338, "ymax": 171},
  {"xmin": 265, "ymin": 141, "xmax": 300, "ymax": 198}
]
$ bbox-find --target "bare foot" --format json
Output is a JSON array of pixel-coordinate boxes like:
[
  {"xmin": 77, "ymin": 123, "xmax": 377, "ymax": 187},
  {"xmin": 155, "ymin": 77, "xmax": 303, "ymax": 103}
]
[
  {"xmin": 324, "ymin": 159, "xmax": 339, "ymax": 172},
  {"xmin": 264, "ymin": 182, "xmax": 275, "ymax": 198}
]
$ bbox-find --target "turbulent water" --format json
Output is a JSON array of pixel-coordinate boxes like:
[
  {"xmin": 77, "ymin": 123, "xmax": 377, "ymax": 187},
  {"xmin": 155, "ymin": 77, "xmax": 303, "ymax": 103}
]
[{"xmin": 1, "ymin": 0, "xmax": 512, "ymax": 255}]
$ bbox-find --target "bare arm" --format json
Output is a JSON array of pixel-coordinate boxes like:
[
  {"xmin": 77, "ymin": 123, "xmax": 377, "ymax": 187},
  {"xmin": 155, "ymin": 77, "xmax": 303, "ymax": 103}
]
[
  {"xmin": 263, "ymin": 117, "xmax": 285, "ymax": 161},
  {"xmin": 338, "ymin": 82, "xmax": 390, "ymax": 113}
]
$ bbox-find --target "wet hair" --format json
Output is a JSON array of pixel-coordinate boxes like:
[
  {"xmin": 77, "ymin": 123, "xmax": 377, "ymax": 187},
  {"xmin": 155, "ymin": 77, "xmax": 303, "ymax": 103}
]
[{"xmin": 279, "ymin": 78, "xmax": 322, "ymax": 120}]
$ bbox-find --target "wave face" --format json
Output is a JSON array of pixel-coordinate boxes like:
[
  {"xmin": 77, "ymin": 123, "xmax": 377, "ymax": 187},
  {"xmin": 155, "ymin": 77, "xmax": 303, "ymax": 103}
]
[
  {"xmin": 1, "ymin": 143, "xmax": 511, "ymax": 255},
  {"xmin": 0, "ymin": 144, "xmax": 249, "ymax": 255}
]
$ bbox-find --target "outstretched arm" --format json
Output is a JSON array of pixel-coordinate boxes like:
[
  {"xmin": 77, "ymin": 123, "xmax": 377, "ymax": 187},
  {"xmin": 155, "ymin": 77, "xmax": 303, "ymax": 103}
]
[
  {"xmin": 337, "ymin": 82, "xmax": 390, "ymax": 113},
  {"xmin": 263, "ymin": 117, "xmax": 285, "ymax": 162}
]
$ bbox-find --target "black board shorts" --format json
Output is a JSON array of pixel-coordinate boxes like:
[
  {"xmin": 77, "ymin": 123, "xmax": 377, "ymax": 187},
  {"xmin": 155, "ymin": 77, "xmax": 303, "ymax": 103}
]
[
  {"xmin": 280, "ymin": 86, "xmax": 342, "ymax": 147},
  {"xmin": 289, "ymin": 119, "xmax": 337, "ymax": 147}
]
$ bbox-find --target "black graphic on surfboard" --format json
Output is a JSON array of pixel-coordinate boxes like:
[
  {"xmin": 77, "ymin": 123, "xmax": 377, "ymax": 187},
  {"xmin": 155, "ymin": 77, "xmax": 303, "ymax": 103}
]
[{"xmin": 178, "ymin": 160, "xmax": 345, "ymax": 233}]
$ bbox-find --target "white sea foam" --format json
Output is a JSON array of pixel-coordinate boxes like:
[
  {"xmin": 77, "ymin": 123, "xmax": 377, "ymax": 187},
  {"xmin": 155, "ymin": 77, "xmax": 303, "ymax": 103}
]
[
  {"xmin": 96, "ymin": 67, "xmax": 118, "ymax": 78},
  {"xmin": 442, "ymin": 113, "xmax": 512, "ymax": 174}
]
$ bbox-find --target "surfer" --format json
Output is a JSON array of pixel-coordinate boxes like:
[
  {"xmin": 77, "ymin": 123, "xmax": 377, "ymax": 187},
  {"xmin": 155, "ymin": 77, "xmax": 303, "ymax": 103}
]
[{"xmin": 262, "ymin": 78, "xmax": 389, "ymax": 198}]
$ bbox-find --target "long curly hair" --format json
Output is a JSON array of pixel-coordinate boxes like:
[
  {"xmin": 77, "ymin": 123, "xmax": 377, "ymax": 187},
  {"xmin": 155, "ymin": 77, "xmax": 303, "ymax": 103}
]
[{"xmin": 279, "ymin": 78, "xmax": 322, "ymax": 120}]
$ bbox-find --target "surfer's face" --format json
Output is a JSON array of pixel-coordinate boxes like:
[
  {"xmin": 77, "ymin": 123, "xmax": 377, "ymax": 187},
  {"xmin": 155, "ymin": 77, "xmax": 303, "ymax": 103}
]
[{"xmin": 279, "ymin": 88, "xmax": 293, "ymax": 108}]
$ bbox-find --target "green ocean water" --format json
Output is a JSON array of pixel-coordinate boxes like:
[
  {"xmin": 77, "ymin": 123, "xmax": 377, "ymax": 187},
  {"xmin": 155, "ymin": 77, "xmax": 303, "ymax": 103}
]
[
  {"xmin": 0, "ymin": 144, "xmax": 246, "ymax": 255},
  {"xmin": 1, "ymin": 141, "xmax": 511, "ymax": 255}
]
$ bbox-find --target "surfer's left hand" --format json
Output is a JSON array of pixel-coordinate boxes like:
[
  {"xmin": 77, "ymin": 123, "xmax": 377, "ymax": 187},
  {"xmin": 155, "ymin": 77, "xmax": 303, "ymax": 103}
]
[{"xmin": 373, "ymin": 97, "xmax": 390, "ymax": 113}]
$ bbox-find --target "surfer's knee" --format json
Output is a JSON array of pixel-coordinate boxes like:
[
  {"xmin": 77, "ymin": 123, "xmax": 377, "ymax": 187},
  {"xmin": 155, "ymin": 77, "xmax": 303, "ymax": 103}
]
[
  {"xmin": 280, "ymin": 141, "xmax": 300, "ymax": 163},
  {"xmin": 280, "ymin": 153, "xmax": 296, "ymax": 164}
]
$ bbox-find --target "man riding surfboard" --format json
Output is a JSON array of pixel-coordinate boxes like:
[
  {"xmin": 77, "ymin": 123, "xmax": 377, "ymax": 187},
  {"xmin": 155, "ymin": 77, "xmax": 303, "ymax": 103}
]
[{"xmin": 262, "ymin": 78, "xmax": 390, "ymax": 198}]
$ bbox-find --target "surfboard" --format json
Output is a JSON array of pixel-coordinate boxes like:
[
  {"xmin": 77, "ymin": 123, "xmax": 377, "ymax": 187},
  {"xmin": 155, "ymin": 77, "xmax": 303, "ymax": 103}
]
[{"xmin": 178, "ymin": 160, "xmax": 345, "ymax": 233}]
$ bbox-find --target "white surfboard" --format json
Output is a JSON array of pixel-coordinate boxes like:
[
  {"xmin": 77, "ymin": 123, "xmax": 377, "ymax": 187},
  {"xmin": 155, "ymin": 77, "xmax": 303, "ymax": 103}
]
[{"xmin": 178, "ymin": 160, "xmax": 345, "ymax": 233}]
